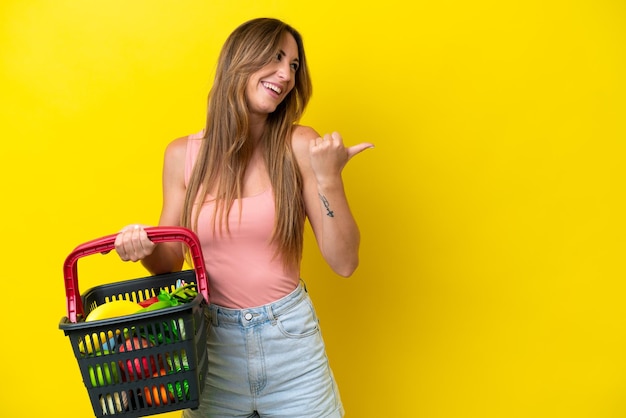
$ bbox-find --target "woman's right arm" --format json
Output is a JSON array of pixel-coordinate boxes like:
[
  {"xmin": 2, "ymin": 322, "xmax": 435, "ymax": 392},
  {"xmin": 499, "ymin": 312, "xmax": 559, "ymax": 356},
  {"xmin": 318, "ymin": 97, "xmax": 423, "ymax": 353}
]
[{"xmin": 114, "ymin": 136, "xmax": 189, "ymax": 275}]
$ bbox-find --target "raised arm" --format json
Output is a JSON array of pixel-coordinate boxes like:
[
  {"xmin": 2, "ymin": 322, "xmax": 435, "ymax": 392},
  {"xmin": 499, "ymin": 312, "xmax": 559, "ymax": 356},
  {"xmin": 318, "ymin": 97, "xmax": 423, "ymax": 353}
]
[{"xmin": 291, "ymin": 125, "xmax": 373, "ymax": 277}]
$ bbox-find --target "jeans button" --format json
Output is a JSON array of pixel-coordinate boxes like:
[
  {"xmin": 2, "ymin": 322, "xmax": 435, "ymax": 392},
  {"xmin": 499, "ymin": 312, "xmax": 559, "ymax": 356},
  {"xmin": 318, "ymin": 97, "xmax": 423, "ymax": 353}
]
[{"xmin": 244, "ymin": 312, "xmax": 253, "ymax": 321}]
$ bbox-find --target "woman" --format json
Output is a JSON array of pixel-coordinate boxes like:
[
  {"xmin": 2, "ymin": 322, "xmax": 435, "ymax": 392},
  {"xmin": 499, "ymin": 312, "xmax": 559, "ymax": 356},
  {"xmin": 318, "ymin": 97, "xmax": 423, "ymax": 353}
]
[{"xmin": 115, "ymin": 17, "xmax": 373, "ymax": 418}]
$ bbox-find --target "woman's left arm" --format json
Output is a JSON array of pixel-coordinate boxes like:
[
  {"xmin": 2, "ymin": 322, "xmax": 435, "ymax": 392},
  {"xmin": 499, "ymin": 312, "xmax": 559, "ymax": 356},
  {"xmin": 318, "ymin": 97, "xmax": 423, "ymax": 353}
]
[{"xmin": 292, "ymin": 126, "xmax": 374, "ymax": 277}]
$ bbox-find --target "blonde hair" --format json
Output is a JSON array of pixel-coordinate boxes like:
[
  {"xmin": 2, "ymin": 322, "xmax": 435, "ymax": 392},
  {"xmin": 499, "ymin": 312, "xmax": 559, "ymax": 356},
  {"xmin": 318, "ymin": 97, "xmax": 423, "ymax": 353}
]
[{"xmin": 181, "ymin": 18, "xmax": 312, "ymax": 269}]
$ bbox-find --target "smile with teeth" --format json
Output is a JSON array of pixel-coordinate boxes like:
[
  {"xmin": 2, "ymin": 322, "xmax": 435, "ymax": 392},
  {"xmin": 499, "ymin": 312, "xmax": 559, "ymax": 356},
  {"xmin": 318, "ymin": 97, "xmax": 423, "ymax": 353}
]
[{"xmin": 262, "ymin": 82, "xmax": 282, "ymax": 95}]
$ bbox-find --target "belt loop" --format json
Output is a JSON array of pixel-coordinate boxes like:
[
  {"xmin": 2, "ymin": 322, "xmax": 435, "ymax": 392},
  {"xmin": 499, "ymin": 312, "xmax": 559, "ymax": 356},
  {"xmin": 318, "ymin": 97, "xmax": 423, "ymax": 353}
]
[
  {"xmin": 210, "ymin": 305, "xmax": 219, "ymax": 327},
  {"xmin": 267, "ymin": 304, "xmax": 277, "ymax": 325},
  {"xmin": 300, "ymin": 278, "xmax": 308, "ymax": 293}
]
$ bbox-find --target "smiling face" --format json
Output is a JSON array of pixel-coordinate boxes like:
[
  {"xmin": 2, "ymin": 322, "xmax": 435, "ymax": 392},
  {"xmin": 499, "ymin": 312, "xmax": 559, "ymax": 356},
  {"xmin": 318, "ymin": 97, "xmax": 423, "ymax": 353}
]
[{"xmin": 245, "ymin": 32, "xmax": 300, "ymax": 119}]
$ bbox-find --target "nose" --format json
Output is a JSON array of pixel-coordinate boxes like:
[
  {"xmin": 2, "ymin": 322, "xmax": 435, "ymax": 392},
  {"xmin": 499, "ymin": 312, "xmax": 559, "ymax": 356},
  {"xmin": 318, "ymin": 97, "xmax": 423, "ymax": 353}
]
[{"xmin": 276, "ymin": 61, "xmax": 292, "ymax": 81}]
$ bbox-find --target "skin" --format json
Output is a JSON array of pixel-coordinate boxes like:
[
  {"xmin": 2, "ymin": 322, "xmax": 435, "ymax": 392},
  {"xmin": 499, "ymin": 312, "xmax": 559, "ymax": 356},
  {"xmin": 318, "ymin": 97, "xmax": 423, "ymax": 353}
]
[{"xmin": 115, "ymin": 32, "xmax": 373, "ymax": 278}]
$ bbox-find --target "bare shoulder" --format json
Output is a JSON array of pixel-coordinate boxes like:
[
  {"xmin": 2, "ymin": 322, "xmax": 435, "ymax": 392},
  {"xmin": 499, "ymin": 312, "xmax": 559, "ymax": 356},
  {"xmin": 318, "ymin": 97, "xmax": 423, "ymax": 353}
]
[
  {"xmin": 164, "ymin": 135, "xmax": 189, "ymax": 162},
  {"xmin": 291, "ymin": 125, "xmax": 320, "ymax": 160},
  {"xmin": 161, "ymin": 135, "xmax": 191, "ymax": 187},
  {"xmin": 292, "ymin": 124, "xmax": 319, "ymax": 143},
  {"xmin": 166, "ymin": 129, "xmax": 205, "ymax": 162}
]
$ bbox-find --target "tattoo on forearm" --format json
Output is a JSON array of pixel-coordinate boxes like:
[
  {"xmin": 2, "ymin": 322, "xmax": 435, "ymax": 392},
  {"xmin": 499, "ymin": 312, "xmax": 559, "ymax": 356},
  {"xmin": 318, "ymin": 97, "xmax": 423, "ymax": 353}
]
[{"xmin": 319, "ymin": 193, "xmax": 335, "ymax": 217}]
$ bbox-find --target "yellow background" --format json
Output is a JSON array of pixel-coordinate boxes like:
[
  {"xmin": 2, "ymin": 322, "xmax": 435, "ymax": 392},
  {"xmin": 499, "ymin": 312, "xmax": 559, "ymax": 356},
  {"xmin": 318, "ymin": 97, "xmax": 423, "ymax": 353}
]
[{"xmin": 1, "ymin": 0, "xmax": 625, "ymax": 417}]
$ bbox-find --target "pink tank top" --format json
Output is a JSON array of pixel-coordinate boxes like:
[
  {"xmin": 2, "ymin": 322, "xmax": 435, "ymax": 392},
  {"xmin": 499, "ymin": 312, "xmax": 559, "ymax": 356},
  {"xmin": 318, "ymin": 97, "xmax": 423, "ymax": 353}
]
[{"xmin": 184, "ymin": 136, "xmax": 299, "ymax": 308}]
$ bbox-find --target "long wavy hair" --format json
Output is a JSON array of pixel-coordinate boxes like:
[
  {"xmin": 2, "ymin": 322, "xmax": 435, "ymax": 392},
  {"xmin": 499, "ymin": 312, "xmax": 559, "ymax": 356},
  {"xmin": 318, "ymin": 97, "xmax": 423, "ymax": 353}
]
[{"xmin": 181, "ymin": 18, "xmax": 312, "ymax": 270}]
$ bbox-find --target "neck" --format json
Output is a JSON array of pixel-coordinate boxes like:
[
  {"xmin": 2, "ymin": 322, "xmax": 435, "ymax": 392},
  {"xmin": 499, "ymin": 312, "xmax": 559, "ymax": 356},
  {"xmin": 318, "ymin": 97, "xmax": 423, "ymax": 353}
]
[{"xmin": 249, "ymin": 115, "xmax": 267, "ymax": 144}]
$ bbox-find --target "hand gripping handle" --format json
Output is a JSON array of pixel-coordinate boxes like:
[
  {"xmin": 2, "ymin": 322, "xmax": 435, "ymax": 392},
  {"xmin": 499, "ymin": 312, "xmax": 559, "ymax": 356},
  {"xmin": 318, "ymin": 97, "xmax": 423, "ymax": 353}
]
[{"xmin": 63, "ymin": 226, "xmax": 209, "ymax": 323}]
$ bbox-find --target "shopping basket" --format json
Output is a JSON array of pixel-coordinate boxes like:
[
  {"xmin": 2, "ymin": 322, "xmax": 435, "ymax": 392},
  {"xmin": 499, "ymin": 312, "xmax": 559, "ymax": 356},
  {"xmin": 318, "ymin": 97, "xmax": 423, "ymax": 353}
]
[{"xmin": 59, "ymin": 226, "xmax": 210, "ymax": 417}]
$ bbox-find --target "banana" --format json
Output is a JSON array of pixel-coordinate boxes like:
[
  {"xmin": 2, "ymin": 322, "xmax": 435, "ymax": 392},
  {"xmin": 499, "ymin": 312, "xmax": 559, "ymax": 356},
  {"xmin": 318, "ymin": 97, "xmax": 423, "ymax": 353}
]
[{"xmin": 85, "ymin": 300, "xmax": 143, "ymax": 322}]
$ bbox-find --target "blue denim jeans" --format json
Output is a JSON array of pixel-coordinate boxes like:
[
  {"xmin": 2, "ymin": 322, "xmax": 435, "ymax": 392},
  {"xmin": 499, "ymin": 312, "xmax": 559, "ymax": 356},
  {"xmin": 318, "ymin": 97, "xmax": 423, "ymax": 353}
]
[{"xmin": 183, "ymin": 282, "xmax": 344, "ymax": 418}]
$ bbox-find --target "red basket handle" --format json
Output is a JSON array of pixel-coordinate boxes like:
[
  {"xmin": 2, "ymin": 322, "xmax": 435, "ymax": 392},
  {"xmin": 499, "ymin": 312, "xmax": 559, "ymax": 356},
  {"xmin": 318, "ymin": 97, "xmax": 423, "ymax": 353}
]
[{"xmin": 63, "ymin": 226, "xmax": 209, "ymax": 323}]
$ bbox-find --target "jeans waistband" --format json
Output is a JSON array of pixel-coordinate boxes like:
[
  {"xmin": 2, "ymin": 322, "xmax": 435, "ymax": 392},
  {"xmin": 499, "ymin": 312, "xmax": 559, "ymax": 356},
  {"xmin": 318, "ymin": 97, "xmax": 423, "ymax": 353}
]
[{"xmin": 208, "ymin": 281, "xmax": 307, "ymax": 327}]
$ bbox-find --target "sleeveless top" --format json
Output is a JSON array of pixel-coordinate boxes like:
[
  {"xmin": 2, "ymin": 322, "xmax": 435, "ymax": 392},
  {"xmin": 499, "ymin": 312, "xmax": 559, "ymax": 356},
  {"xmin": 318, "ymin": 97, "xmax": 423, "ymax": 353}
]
[{"xmin": 184, "ymin": 136, "xmax": 300, "ymax": 308}]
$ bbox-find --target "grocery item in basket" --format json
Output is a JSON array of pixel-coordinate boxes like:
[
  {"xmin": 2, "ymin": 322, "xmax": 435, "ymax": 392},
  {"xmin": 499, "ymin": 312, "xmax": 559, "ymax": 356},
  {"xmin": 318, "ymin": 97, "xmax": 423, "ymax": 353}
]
[
  {"xmin": 138, "ymin": 296, "xmax": 160, "ymax": 308},
  {"xmin": 144, "ymin": 382, "xmax": 176, "ymax": 406},
  {"xmin": 99, "ymin": 392, "xmax": 128, "ymax": 414},
  {"xmin": 118, "ymin": 337, "xmax": 154, "ymax": 381},
  {"xmin": 168, "ymin": 380, "xmax": 190, "ymax": 401},
  {"xmin": 85, "ymin": 300, "xmax": 143, "ymax": 322},
  {"xmin": 136, "ymin": 282, "xmax": 199, "ymax": 312},
  {"xmin": 78, "ymin": 330, "xmax": 115, "ymax": 354},
  {"xmin": 89, "ymin": 362, "xmax": 120, "ymax": 386},
  {"xmin": 136, "ymin": 299, "xmax": 173, "ymax": 313}
]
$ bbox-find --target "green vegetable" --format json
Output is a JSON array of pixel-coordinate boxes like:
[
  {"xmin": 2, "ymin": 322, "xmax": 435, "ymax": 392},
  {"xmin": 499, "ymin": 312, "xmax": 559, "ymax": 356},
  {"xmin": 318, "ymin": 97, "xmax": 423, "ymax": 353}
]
[{"xmin": 135, "ymin": 300, "xmax": 171, "ymax": 313}]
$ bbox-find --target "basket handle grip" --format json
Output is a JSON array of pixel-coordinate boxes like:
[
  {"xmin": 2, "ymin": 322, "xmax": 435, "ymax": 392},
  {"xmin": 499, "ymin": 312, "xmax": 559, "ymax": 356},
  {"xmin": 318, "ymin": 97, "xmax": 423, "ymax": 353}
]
[{"xmin": 63, "ymin": 226, "xmax": 209, "ymax": 323}]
